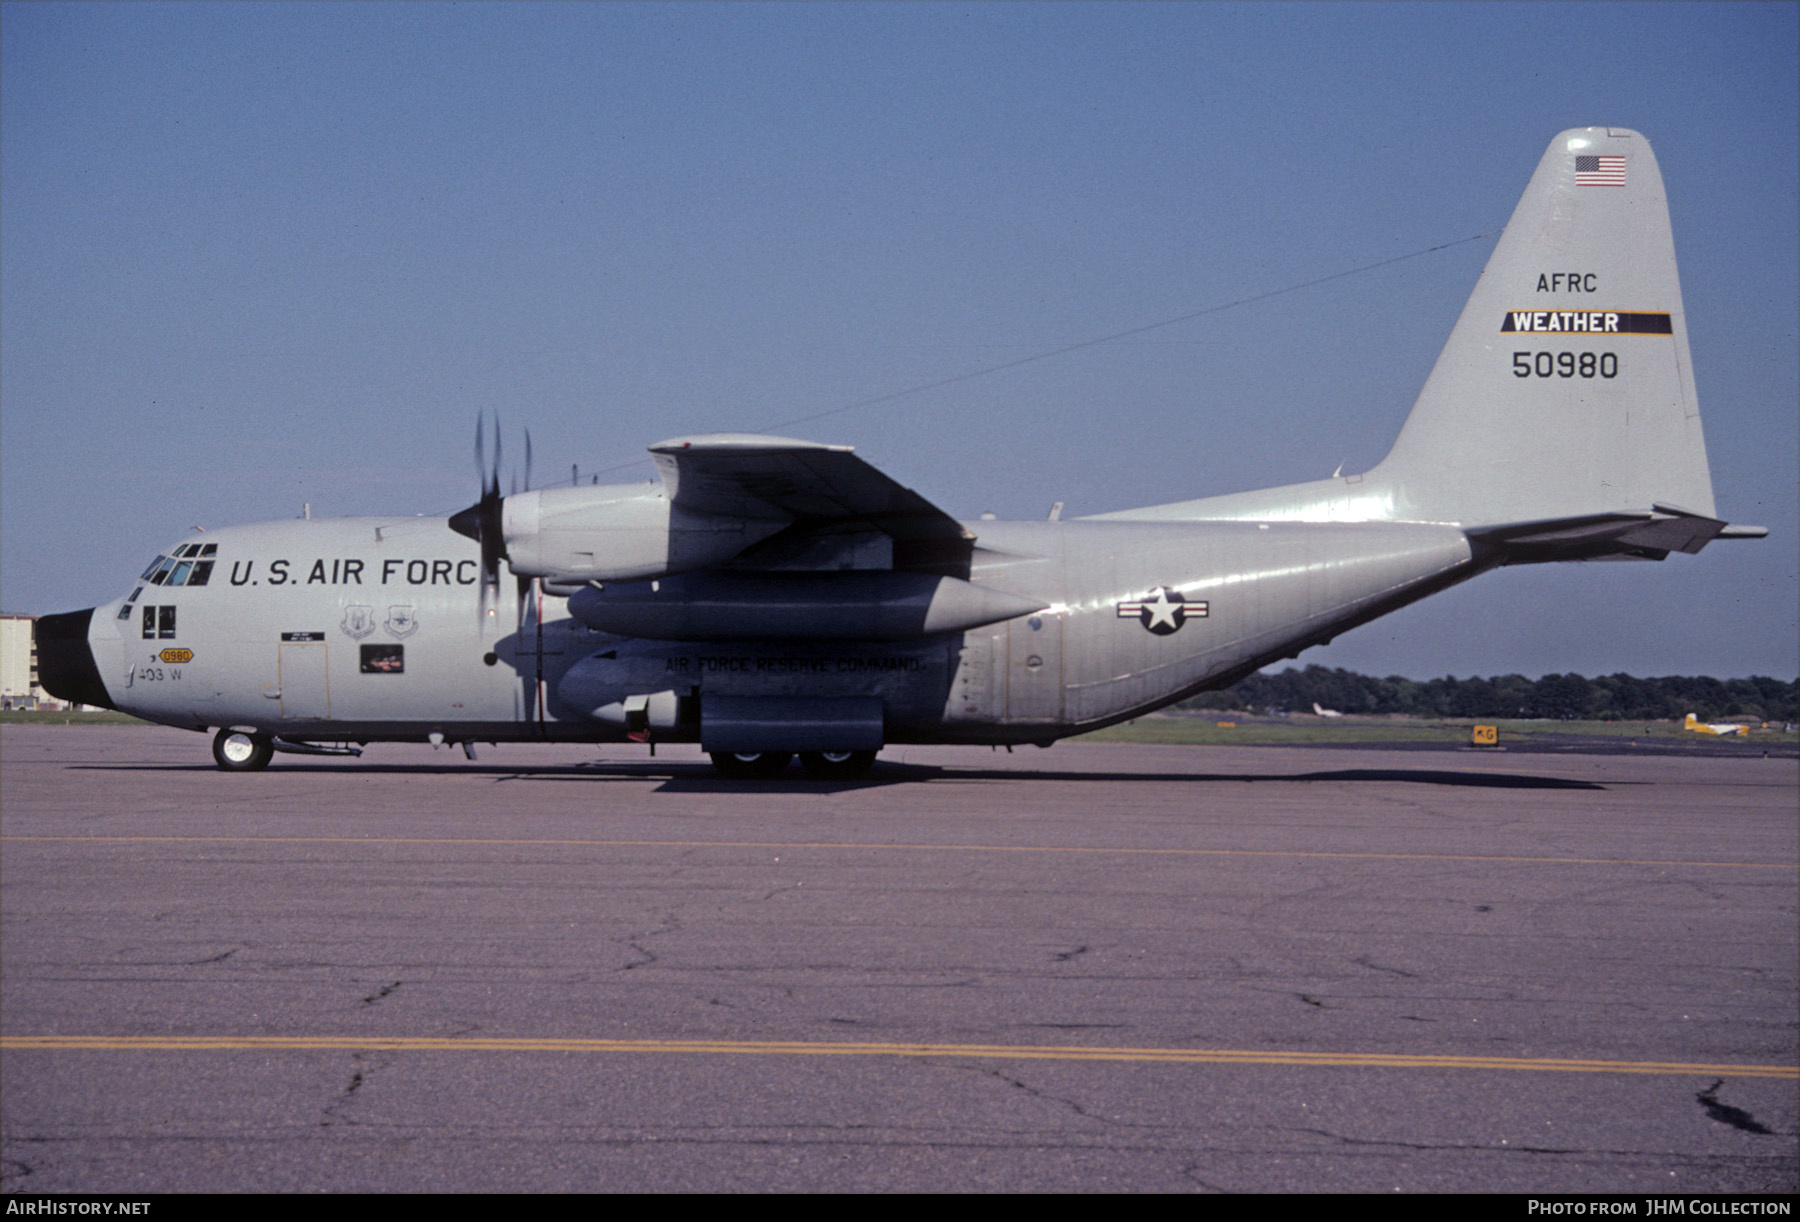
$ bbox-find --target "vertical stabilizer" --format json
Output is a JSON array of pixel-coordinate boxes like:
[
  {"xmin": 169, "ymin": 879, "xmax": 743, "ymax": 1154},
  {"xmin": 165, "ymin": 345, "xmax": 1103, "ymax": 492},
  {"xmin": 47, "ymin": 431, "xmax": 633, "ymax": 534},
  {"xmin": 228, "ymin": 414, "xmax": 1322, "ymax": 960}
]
[
  {"xmin": 1372, "ymin": 126, "xmax": 1715, "ymax": 525},
  {"xmin": 1099, "ymin": 128, "xmax": 1741, "ymax": 549}
]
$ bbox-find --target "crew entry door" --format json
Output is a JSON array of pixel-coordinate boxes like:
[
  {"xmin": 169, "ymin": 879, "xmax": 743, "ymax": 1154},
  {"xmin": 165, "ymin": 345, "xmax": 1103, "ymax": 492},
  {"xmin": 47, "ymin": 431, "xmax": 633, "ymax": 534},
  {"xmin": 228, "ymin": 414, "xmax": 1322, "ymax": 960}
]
[{"xmin": 278, "ymin": 644, "xmax": 330, "ymax": 720}]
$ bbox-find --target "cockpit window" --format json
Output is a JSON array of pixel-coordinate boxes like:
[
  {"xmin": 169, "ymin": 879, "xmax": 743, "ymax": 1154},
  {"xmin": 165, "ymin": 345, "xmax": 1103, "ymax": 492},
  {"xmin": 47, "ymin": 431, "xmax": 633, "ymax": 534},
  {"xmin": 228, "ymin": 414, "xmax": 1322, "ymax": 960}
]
[
  {"xmin": 140, "ymin": 549, "xmax": 217, "ymax": 588},
  {"xmin": 140, "ymin": 605, "xmax": 177, "ymax": 638}
]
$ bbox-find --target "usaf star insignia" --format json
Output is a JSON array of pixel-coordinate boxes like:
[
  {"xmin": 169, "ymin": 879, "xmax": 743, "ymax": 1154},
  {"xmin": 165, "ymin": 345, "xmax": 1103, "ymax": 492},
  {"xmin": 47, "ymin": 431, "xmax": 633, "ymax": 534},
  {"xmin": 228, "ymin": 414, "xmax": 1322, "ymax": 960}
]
[{"xmin": 1117, "ymin": 586, "xmax": 1207, "ymax": 636}]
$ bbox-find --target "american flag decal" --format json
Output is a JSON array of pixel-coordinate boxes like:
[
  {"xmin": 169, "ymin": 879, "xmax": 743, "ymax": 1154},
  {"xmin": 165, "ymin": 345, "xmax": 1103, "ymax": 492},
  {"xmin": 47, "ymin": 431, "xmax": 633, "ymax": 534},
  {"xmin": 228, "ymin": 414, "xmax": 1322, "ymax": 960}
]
[{"xmin": 1575, "ymin": 155, "xmax": 1626, "ymax": 187}]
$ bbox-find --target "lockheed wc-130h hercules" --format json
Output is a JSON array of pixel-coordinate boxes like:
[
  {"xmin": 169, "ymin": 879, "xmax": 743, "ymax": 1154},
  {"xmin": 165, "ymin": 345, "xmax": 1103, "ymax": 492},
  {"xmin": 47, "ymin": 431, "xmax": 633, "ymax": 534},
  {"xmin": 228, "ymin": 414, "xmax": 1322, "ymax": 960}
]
[{"xmin": 36, "ymin": 129, "xmax": 1765, "ymax": 779}]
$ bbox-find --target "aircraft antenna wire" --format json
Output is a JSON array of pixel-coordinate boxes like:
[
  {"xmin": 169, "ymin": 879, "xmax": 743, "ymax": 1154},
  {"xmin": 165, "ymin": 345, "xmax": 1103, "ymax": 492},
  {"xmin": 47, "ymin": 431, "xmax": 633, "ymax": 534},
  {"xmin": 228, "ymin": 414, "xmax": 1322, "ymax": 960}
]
[{"xmin": 575, "ymin": 227, "xmax": 1502, "ymax": 482}]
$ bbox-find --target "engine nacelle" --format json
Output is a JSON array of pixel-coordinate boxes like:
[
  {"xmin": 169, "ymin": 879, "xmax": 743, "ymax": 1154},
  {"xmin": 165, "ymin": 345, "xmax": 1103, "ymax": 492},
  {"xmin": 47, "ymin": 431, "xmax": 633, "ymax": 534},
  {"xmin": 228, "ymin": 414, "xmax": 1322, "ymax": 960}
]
[{"xmin": 501, "ymin": 483, "xmax": 786, "ymax": 583}]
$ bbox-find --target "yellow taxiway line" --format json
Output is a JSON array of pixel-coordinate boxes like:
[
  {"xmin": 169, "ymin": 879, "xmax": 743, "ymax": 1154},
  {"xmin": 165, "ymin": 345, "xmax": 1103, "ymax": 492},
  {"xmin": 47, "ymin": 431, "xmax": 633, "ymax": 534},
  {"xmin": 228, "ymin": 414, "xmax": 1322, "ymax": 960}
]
[{"xmin": 2, "ymin": 1035, "xmax": 1792, "ymax": 1078}]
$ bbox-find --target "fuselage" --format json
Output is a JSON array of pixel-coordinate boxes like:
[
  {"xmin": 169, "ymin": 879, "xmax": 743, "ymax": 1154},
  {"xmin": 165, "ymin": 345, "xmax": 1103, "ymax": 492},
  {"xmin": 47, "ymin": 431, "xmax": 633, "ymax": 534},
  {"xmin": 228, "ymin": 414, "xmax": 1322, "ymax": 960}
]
[
  {"xmin": 43, "ymin": 511, "xmax": 1476, "ymax": 749},
  {"xmin": 30, "ymin": 128, "xmax": 1754, "ymax": 771}
]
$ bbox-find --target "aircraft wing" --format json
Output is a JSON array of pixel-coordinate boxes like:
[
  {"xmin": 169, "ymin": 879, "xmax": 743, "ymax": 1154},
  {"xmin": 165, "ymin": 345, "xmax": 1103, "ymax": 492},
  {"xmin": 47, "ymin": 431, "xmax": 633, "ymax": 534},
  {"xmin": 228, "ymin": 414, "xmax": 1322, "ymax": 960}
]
[{"xmin": 650, "ymin": 434, "xmax": 975, "ymax": 571}]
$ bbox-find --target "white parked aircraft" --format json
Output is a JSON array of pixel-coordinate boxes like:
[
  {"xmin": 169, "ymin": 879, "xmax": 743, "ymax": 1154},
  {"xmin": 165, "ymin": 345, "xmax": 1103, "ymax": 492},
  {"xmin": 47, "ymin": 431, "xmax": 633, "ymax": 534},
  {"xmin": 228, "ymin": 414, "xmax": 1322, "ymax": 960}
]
[{"xmin": 1683, "ymin": 714, "xmax": 1748, "ymax": 737}]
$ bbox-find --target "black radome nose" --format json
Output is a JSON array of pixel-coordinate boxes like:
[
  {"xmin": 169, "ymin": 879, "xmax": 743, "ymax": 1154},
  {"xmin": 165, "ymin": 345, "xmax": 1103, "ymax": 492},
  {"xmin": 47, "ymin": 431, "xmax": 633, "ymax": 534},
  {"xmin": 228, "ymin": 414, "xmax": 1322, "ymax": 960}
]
[{"xmin": 34, "ymin": 608, "xmax": 115, "ymax": 710}]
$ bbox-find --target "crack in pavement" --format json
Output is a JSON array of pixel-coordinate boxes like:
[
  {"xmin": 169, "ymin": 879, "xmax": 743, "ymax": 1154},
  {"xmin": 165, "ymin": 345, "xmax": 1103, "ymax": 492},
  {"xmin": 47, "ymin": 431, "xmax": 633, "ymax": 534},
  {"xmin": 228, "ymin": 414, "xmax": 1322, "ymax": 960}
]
[
  {"xmin": 319, "ymin": 1053, "xmax": 376, "ymax": 1129},
  {"xmin": 1352, "ymin": 955, "xmax": 1419, "ymax": 979},
  {"xmin": 1288, "ymin": 1126, "xmax": 1582, "ymax": 1154},
  {"xmin": 618, "ymin": 910, "xmax": 682, "ymax": 971},
  {"xmin": 1177, "ymin": 1162, "xmax": 1234, "ymax": 1192},
  {"xmin": 972, "ymin": 1065, "xmax": 1107, "ymax": 1125},
  {"xmin": 1696, "ymin": 1080, "xmax": 1777, "ymax": 1135},
  {"xmin": 360, "ymin": 980, "xmax": 402, "ymax": 1007}
]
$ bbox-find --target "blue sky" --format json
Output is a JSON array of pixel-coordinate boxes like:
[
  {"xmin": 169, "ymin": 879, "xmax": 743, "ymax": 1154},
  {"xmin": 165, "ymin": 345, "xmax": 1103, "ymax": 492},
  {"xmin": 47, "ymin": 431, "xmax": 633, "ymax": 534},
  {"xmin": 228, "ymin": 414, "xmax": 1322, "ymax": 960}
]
[{"xmin": 4, "ymin": 2, "xmax": 1795, "ymax": 679}]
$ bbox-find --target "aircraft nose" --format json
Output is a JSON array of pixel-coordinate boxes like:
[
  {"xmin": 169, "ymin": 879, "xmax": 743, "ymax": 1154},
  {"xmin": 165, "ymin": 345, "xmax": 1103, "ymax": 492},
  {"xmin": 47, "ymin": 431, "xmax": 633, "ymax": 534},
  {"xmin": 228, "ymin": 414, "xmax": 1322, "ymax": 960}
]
[{"xmin": 34, "ymin": 608, "xmax": 116, "ymax": 710}]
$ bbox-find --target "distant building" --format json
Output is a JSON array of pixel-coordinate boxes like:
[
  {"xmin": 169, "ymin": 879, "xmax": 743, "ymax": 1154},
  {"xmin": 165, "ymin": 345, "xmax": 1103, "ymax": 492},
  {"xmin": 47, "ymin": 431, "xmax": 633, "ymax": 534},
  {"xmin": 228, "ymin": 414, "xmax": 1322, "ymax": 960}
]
[{"xmin": 1, "ymin": 614, "xmax": 43, "ymax": 708}]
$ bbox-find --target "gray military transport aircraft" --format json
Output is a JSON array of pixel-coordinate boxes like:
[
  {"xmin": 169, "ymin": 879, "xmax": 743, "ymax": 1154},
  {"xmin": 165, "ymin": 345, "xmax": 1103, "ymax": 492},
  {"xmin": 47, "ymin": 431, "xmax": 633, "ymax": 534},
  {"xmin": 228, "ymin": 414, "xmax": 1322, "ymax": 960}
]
[{"xmin": 36, "ymin": 128, "xmax": 1766, "ymax": 779}]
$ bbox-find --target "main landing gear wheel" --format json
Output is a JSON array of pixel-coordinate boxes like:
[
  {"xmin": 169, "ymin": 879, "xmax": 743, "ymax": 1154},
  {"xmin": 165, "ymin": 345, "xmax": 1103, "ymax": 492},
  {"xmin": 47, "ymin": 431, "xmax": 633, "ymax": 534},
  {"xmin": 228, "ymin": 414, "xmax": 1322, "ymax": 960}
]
[
  {"xmin": 212, "ymin": 729, "xmax": 273, "ymax": 771},
  {"xmin": 709, "ymin": 751, "xmax": 793, "ymax": 780},
  {"xmin": 798, "ymin": 750, "xmax": 877, "ymax": 781}
]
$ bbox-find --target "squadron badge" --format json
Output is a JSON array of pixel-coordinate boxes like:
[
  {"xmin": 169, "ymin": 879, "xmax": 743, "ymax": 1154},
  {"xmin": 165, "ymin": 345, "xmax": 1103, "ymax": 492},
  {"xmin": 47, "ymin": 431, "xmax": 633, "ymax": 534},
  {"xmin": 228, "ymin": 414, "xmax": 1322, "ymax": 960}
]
[
  {"xmin": 384, "ymin": 605, "xmax": 419, "ymax": 639},
  {"xmin": 1117, "ymin": 587, "xmax": 1207, "ymax": 636},
  {"xmin": 340, "ymin": 605, "xmax": 375, "ymax": 640}
]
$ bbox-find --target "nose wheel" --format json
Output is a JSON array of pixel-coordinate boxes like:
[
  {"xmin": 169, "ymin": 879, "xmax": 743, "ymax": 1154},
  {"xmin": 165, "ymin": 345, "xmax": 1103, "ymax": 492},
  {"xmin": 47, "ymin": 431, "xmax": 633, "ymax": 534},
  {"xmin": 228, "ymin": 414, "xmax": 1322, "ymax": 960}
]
[{"xmin": 212, "ymin": 729, "xmax": 274, "ymax": 771}]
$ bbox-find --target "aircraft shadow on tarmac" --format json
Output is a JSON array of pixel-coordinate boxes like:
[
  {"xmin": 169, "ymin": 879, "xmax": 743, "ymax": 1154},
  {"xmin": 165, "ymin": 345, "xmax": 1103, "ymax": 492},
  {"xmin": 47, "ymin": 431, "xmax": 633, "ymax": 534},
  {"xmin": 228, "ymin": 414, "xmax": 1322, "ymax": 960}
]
[{"xmin": 70, "ymin": 759, "xmax": 1609, "ymax": 792}]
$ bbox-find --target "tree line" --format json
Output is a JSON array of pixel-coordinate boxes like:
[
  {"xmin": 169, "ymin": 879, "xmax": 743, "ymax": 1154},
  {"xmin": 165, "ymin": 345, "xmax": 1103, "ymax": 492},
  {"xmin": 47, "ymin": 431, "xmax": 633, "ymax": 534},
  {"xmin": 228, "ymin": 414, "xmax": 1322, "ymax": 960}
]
[{"xmin": 1178, "ymin": 666, "xmax": 1797, "ymax": 722}]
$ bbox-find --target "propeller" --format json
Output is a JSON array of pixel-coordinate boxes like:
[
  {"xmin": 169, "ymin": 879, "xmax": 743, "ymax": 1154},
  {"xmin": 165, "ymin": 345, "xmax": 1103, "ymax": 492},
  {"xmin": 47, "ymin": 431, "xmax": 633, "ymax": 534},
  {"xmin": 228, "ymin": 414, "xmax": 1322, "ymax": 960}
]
[{"xmin": 448, "ymin": 413, "xmax": 512, "ymax": 619}]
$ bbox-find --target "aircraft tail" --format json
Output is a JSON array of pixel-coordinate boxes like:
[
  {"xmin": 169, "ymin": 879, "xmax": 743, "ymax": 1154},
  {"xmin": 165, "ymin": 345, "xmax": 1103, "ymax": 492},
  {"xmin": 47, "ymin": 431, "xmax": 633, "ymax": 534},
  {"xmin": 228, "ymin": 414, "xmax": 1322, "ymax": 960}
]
[
  {"xmin": 1379, "ymin": 126, "xmax": 1714, "ymax": 522},
  {"xmin": 1099, "ymin": 128, "xmax": 1765, "ymax": 559}
]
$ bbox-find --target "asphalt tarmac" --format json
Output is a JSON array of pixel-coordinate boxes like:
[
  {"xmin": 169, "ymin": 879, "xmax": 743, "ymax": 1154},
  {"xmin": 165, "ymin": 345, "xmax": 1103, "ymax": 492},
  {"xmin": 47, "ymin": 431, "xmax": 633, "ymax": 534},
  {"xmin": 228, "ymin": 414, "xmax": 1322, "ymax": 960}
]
[{"xmin": 2, "ymin": 726, "xmax": 1794, "ymax": 1193}]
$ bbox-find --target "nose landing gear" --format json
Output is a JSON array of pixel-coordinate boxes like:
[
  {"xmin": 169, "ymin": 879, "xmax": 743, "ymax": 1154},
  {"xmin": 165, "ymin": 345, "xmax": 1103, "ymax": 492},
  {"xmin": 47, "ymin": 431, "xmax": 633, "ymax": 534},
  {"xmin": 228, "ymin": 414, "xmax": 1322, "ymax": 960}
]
[{"xmin": 212, "ymin": 729, "xmax": 274, "ymax": 771}]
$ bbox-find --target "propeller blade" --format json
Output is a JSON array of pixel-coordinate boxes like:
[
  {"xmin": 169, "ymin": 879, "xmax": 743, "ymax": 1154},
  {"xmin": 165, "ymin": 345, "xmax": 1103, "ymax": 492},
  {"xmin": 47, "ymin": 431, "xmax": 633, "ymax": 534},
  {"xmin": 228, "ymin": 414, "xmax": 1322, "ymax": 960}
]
[
  {"xmin": 450, "ymin": 411, "xmax": 512, "ymax": 625},
  {"xmin": 492, "ymin": 415, "xmax": 503, "ymax": 494}
]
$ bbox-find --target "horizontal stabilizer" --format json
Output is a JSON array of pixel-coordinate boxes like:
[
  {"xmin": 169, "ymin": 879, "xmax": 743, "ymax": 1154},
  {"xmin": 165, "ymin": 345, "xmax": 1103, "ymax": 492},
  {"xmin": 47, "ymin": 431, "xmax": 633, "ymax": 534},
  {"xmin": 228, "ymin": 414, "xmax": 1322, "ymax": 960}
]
[{"xmin": 1467, "ymin": 503, "xmax": 1758, "ymax": 563}]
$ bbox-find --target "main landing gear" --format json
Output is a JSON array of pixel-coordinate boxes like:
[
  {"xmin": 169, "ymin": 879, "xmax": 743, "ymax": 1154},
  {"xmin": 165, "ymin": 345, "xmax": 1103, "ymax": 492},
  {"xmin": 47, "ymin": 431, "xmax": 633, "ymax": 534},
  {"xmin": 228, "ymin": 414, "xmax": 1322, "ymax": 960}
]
[
  {"xmin": 797, "ymin": 750, "xmax": 877, "ymax": 780},
  {"xmin": 212, "ymin": 729, "xmax": 273, "ymax": 771},
  {"xmin": 707, "ymin": 750, "xmax": 878, "ymax": 781},
  {"xmin": 709, "ymin": 751, "xmax": 792, "ymax": 779}
]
